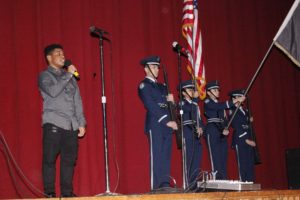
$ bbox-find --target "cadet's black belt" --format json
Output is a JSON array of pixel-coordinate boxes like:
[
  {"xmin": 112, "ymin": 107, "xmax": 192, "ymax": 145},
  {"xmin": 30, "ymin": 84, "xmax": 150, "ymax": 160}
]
[
  {"xmin": 182, "ymin": 120, "xmax": 196, "ymax": 126},
  {"xmin": 207, "ymin": 118, "xmax": 224, "ymax": 123}
]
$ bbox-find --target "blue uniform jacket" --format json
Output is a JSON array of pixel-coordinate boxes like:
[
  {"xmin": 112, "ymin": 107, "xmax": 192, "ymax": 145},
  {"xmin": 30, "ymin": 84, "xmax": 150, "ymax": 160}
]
[
  {"xmin": 138, "ymin": 77, "xmax": 171, "ymax": 133},
  {"xmin": 180, "ymin": 98, "xmax": 204, "ymax": 130},
  {"xmin": 230, "ymin": 108, "xmax": 251, "ymax": 146},
  {"xmin": 204, "ymin": 98, "xmax": 235, "ymax": 131}
]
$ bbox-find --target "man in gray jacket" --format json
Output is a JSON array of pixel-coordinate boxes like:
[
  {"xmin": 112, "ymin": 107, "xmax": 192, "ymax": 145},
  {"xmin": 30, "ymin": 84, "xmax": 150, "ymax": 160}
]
[{"xmin": 38, "ymin": 44, "xmax": 86, "ymax": 198}]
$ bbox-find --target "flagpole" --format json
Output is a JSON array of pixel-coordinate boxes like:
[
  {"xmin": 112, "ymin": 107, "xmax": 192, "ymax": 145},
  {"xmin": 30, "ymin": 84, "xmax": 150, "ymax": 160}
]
[
  {"xmin": 227, "ymin": 0, "xmax": 300, "ymax": 128},
  {"xmin": 226, "ymin": 41, "xmax": 275, "ymax": 129}
]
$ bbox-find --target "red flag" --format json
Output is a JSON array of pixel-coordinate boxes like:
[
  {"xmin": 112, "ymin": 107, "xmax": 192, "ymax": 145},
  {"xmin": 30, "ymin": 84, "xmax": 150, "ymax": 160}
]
[{"xmin": 182, "ymin": 0, "xmax": 206, "ymax": 99}]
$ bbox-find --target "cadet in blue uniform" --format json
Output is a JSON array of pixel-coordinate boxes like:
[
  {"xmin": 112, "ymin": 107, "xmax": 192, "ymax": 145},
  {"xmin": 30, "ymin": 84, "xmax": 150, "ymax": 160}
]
[
  {"xmin": 138, "ymin": 56, "xmax": 178, "ymax": 190},
  {"xmin": 204, "ymin": 80, "xmax": 245, "ymax": 179},
  {"xmin": 228, "ymin": 89, "xmax": 256, "ymax": 182},
  {"xmin": 178, "ymin": 80, "xmax": 204, "ymax": 187}
]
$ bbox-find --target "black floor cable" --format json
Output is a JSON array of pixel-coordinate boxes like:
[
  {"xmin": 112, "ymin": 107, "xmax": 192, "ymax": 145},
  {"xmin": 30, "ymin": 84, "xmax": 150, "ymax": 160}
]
[
  {"xmin": 184, "ymin": 169, "xmax": 203, "ymax": 192},
  {"xmin": 0, "ymin": 143, "xmax": 23, "ymax": 198},
  {"xmin": 0, "ymin": 131, "xmax": 45, "ymax": 198}
]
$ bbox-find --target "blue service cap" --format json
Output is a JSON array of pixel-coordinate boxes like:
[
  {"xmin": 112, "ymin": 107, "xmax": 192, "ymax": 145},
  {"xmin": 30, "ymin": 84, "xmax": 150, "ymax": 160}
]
[
  {"xmin": 206, "ymin": 80, "xmax": 220, "ymax": 90},
  {"xmin": 228, "ymin": 89, "xmax": 245, "ymax": 97},
  {"xmin": 177, "ymin": 80, "xmax": 195, "ymax": 91},
  {"xmin": 140, "ymin": 56, "xmax": 161, "ymax": 66}
]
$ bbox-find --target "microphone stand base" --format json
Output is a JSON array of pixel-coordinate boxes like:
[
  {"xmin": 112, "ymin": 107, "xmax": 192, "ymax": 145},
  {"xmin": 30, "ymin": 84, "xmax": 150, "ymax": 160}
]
[{"xmin": 95, "ymin": 192, "xmax": 122, "ymax": 196}]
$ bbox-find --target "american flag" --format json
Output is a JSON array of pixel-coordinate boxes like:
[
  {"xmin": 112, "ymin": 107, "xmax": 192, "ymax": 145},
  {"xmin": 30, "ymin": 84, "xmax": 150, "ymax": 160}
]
[{"xmin": 182, "ymin": 0, "xmax": 206, "ymax": 99}]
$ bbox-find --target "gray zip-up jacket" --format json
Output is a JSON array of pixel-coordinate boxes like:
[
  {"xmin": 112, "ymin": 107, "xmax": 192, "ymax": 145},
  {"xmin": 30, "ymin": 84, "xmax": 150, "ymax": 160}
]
[{"xmin": 38, "ymin": 66, "xmax": 86, "ymax": 130}]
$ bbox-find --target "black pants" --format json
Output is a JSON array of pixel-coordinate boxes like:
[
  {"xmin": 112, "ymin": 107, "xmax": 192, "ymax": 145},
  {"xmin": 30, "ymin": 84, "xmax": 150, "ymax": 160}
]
[{"xmin": 42, "ymin": 123, "xmax": 78, "ymax": 195}]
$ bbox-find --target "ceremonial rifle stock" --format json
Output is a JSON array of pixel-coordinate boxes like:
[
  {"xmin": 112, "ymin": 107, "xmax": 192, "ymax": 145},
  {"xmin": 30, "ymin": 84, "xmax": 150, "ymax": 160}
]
[
  {"xmin": 162, "ymin": 64, "xmax": 182, "ymax": 149},
  {"xmin": 246, "ymin": 96, "xmax": 262, "ymax": 165}
]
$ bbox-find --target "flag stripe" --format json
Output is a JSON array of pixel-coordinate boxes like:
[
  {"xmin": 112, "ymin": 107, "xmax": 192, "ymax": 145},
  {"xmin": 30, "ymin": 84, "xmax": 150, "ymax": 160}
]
[{"xmin": 182, "ymin": 0, "xmax": 206, "ymax": 99}]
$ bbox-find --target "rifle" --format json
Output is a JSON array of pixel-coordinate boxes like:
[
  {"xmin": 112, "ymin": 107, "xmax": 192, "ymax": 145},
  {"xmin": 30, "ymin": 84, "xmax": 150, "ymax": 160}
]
[
  {"xmin": 162, "ymin": 64, "xmax": 182, "ymax": 149},
  {"xmin": 246, "ymin": 96, "xmax": 262, "ymax": 165}
]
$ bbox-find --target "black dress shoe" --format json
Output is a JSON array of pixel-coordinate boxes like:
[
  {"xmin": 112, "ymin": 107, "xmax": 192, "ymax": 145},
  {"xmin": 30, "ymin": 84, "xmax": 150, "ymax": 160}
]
[
  {"xmin": 61, "ymin": 193, "xmax": 77, "ymax": 197},
  {"xmin": 45, "ymin": 192, "xmax": 56, "ymax": 198}
]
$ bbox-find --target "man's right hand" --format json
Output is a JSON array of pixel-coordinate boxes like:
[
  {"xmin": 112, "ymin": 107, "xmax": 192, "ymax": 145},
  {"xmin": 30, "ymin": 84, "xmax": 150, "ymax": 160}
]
[
  {"xmin": 67, "ymin": 64, "xmax": 77, "ymax": 75},
  {"xmin": 193, "ymin": 90, "xmax": 199, "ymax": 98},
  {"xmin": 245, "ymin": 139, "xmax": 256, "ymax": 147},
  {"xmin": 222, "ymin": 128, "xmax": 229, "ymax": 136},
  {"xmin": 166, "ymin": 121, "xmax": 178, "ymax": 130},
  {"xmin": 233, "ymin": 95, "xmax": 246, "ymax": 104},
  {"xmin": 239, "ymin": 95, "xmax": 246, "ymax": 102}
]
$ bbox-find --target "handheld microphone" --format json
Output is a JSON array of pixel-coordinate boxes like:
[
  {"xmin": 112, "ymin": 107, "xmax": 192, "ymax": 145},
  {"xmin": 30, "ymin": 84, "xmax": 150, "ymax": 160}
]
[
  {"xmin": 172, "ymin": 41, "xmax": 189, "ymax": 56},
  {"xmin": 89, "ymin": 26, "xmax": 109, "ymax": 35},
  {"xmin": 64, "ymin": 60, "xmax": 80, "ymax": 78}
]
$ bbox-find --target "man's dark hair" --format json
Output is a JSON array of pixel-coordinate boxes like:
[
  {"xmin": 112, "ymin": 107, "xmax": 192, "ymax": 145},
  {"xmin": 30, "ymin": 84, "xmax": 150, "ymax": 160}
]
[{"xmin": 44, "ymin": 44, "xmax": 63, "ymax": 58}]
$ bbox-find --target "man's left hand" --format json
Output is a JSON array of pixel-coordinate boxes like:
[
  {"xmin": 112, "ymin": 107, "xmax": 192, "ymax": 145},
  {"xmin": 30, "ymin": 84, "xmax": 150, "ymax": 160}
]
[
  {"xmin": 222, "ymin": 129, "xmax": 229, "ymax": 136},
  {"xmin": 166, "ymin": 94, "xmax": 175, "ymax": 103},
  {"xmin": 197, "ymin": 127, "xmax": 203, "ymax": 137},
  {"xmin": 78, "ymin": 127, "xmax": 86, "ymax": 137}
]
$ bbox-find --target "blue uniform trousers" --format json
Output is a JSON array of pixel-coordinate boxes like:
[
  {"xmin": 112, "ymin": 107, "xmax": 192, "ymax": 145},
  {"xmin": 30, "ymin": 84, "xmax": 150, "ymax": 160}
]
[
  {"xmin": 234, "ymin": 140, "xmax": 254, "ymax": 182},
  {"xmin": 206, "ymin": 123, "xmax": 228, "ymax": 179},
  {"xmin": 183, "ymin": 126, "xmax": 202, "ymax": 186},
  {"xmin": 147, "ymin": 125, "xmax": 172, "ymax": 190}
]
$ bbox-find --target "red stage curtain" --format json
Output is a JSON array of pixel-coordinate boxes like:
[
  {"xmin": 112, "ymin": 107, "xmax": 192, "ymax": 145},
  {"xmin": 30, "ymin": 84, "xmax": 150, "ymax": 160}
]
[{"xmin": 0, "ymin": 0, "xmax": 299, "ymax": 198}]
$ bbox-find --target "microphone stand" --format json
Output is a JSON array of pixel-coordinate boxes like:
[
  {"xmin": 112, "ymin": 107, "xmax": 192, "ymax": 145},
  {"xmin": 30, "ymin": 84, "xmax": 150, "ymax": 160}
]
[
  {"xmin": 176, "ymin": 50, "xmax": 188, "ymax": 190},
  {"xmin": 94, "ymin": 32, "xmax": 116, "ymax": 196}
]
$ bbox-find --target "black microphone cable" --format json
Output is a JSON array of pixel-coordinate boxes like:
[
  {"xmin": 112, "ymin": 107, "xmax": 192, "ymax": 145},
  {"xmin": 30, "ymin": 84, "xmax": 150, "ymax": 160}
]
[
  {"xmin": 105, "ymin": 37, "xmax": 121, "ymax": 193},
  {"xmin": 90, "ymin": 27, "xmax": 120, "ymax": 194},
  {"xmin": 0, "ymin": 137, "xmax": 24, "ymax": 198},
  {"xmin": 91, "ymin": 30, "xmax": 120, "ymax": 193},
  {"xmin": 0, "ymin": 131, "xmax": 45, "ymax": 198}
]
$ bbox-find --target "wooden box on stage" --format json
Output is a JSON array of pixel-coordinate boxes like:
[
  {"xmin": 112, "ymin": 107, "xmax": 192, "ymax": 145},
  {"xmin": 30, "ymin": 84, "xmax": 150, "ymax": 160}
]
[{"xmin": 197, "ymin": 180, "xmax": 261, "ymax": 191}]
